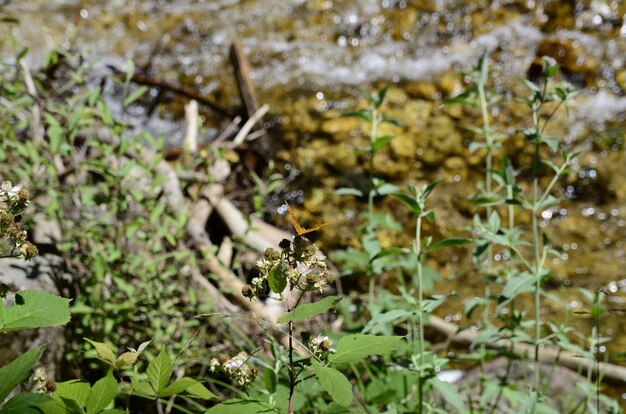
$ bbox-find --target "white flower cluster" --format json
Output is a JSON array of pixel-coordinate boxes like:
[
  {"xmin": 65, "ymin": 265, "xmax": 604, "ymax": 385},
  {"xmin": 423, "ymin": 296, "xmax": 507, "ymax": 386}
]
[
  {"xmin": 285, "ymin": 237, "xmax": 333, "ymax": 292},
  {"xmin": 210, "ymin": 352, "xmax": 256, "ymax": 387},
  {"xmin": 0, "ymin": 181, "xmax": 37, "ymax": 259},
  {"xmin": 308, "ymin": 334, "xmax": 335, "ymax": 359},
  {"xmin": 1, "ymin": 181, "xmax": 23, "ymax": 199}
]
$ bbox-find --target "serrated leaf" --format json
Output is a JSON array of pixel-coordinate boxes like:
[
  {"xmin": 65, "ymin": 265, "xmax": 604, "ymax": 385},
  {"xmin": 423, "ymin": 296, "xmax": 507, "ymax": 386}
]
[
  {"xmin": 147, "ymin": 347, "xmax": 171, "ymax": 394},
  {"xmin": 185, "ymin": 381, "xmax": 218, "ymax": 400},
  {"xmin": 130, "ymin": 377, "xmax": 155, "ymax": 398},
  {"xmin": 267, "ymin": 261, "xmax": 286, "ymax": 294},
  {"xmin": 311, "ymin": 361, "xmax": 353, "ymax": 406},
  {"xmin": 84, "ymin": 338, "xmax": 116, "ymax": 366},
  {"xmin": 0, "ymin": 346, "xmax": 42, "ymax": 401},
  {"xmin": 329, "ymin": 334, "xmax": 403, "ymax": 364},
  {"xmin": 424, "ymin": 238, "xmax": 471, "ymax": 252},
  {"xmin": 0, "ymin": 392, "xmax": 51, "ymax": 414},
  {"xmin": 277, "ymin": 296, "xmax": 342, "ymax": 323},
  {"xmin": 204, "ymin": 398, "xmax": 278, "ymax": 414},
  {"xmin": 1, "ymin": 290, "xmax": 71, "ymax": 332},
  {"xmin": 158, "ymin": 377, "xmax": 197, "ymax": 397},
  {"xmin": 334, "ymin": 187, "xmax": 364, "ymax": 197},
  {"xmin": 54, "ymin": 380, "xmax": 91, "ymax": 409},
  {"xmin": 86, "ymin": 374, "xmax": 117, "ymax": 414}
]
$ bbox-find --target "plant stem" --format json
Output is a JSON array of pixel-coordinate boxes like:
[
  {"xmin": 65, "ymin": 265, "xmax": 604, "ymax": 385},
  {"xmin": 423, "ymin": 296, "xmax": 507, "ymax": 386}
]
[
  {"xmin": 288, "ymin": 319, "xmax": 295, "ymax": 414},
  {"xmin": 415, "ymin": 214, "xmax": 424, "ymax": 414},
  {"xmin": 530, "ymin": 84, "xmax": 546, "ymax": 413},
  {"xmin": 477, "ymin": 68, "xmax": 494, "ymax": 394}
]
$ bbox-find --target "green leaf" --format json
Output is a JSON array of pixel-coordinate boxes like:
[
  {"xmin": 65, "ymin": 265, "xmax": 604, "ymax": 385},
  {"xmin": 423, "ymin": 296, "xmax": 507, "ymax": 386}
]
[
  {"xmin": 311, "ymin": 361, "xmax": 353, "ymax": 407},
  {"xmin": 334, "ymin": 187, "xmax": 364, "ymax": 197},
  {"xmin": 369, "ymin": 247, "xmax": 407, "ymax": 263},
  {"xmin": 129, "ymin": 377, "xmax": 155, "ymax": 398},
  {"xmin": 420, "ymin": 295, "xmax": 447, "ymax": 313},
  {"xmin": 158, "ymin": 378, "xmax": 196, "ymax": 397},
  {"xmin": 424, "ymin": 238, "xmax": 471, "ymax": 252},
  {"xmin": 204, "ymin": 398, "xmax": 278, "ymax": 414},
  {"xmin": 431, "ymin": 378, "xmax": 465, "ymax": 412},
  {"xmin": 185, "ymin": 381, "xmax": 219, "ymax": 400},
  {"xmin": 147, "ymin": 347, "xmax": 172, "ymax": 394},
  {"xmin": 160, "ymin": 377, "xmax": 217, "ymax": 400},
  {"xmin": 536, "ymin": 195, "xmax": 559, "ymax": 210},
  {"xmin": 267, "ymin": 261, "xmax": 286, "ymax": 294},
  {"xmin": 468, "ymin": 141, "xmax": 487, "ymax": 153},
  {"xmin": 392, "ymin": 193, "xmax": 421, "ymax": 216},
  {"xmin": 371, "ymin": 135, "xmax": 394, "ymax": 153},
  {"xmin": 329, "ymin": 334, "xmax": 403, "ymax": 364},
  {"xmin": 0, "ymin": 346, "xmax": 42, "ymax": 401},
  {"xmin": 1, "ymin": 290, "xmax": 71, "ymax": 332},
  {"xmin": 54, "ymin": 380, "xmax": 91, "ymax": 410},
  {"xmin": 263, "ymin": 370, "xmax": 277, "ymax": 394},
  {"xmin": 374, "ymin": 183, "xmax": 399, "ymax": 196},
  {"xmin": 500, "ymin": 273, "xmax": 535, "ymax": 300},
  {"xmin": 0, "ymin": 392, "xmax": 51, "ymax": 414},
  {"xmin": 123, "ymin": 86, "xmax": 148, "ymax": 107},
  {"xmin": 341, "ymin": 110, "xmax": 371, "ymax": 122},
  {"xmin": 86, "ymin": 374, "xmax": 117, "ymax": 414},
  {"xmin": 362, "ymin": 309, "xmax": 412, "ymax": 334},
  {"xmin": 84, "ymin": 339, "xmax": 116, "ymax": 366},
  {"xmin": 521, "ymin": 78, "xmax": 541, "ymax": 94},
  {"xmin": 277, "ymin": 296, "xmax": 342, "ymax": 323},
  {"xmin": 544, "ymin": 137, "xmax": 559, "ymax": 152}
]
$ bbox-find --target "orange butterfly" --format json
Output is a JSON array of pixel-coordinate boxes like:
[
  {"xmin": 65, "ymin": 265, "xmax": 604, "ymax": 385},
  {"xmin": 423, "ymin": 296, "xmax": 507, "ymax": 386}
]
[{"xmin": 285, "ymin": 201, "xmax": 334, "ymax": 236}]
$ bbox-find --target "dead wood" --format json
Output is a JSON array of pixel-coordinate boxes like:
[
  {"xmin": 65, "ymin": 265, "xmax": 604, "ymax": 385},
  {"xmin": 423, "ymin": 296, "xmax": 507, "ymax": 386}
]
[
  {"xmin": 230, "ymin": 40, "xmax": 259, "ymax": 119},
  {"xmin": 108, "ymin": 66, "xmax": 234, "ymax": 117},
  {"xmin": 428, "ymin": 314, "xmax": 626, "ymax": 384}
]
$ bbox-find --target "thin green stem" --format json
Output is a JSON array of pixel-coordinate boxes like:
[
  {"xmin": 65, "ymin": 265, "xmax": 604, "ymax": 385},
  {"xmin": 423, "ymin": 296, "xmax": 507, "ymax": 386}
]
[
  {"xmin": 477, "ymin": 73, "xmax": 494, "ymax": 394},
  {"xmin": 415, "ymin": 214, "xmax": 424, "ymax": 414}
]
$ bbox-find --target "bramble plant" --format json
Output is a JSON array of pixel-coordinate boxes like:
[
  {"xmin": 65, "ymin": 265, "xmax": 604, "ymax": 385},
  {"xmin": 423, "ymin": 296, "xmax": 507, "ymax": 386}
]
[{"xmin": 0, "ymin": 27, "xmax": 624, "ymax": 413}]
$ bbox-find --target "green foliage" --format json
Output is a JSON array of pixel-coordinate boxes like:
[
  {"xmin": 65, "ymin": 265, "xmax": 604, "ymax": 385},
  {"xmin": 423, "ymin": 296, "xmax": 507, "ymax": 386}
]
[
  {"xmin": 329, "ymin": 334, "xmax": 403, "ymax": 364},
  {"xmin": 0, "ymin": 39, "xmax": 621, "ymax": 414},
  {"xmin": 0, "ymin": 347, "xmax": 44, "ymax": 403},
  {"xmin": 0, "ymin": 290, "xmax": 71, "ymax": 332}
]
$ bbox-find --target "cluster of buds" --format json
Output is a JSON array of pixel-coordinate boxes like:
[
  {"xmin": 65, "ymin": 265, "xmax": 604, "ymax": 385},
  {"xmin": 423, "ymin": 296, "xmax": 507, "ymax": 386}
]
[
  {"xmin": 284, "ymin": 237, "xmax": 333, "ymax": 292},
  {"xmin": 302, "ymin": 332, "xmax": 335, "ymax": 360},
  {"xmin": 209, "ymin": 352, "xmax": 257, "ymax": 388},
  {"xmin": 242, "ymin": 236, "xmax": 333, "ymax": 300},
  {"xmin": 0, "ymin": 181, "xmax": 38, "ymax": 259}
]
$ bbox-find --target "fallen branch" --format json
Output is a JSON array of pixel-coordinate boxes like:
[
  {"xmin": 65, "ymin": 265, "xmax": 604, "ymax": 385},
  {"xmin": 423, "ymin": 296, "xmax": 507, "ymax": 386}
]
[
  {"xmin": 230, "ymin": 40, "xmax": 259, "ymax": 119},
  {"xmin": 428, "ymin": 314, "xmax": 626, "ymax": 384},
  {"xmin": 109, "ymin": 66, "xmax": 234, "ymax": 117}
]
